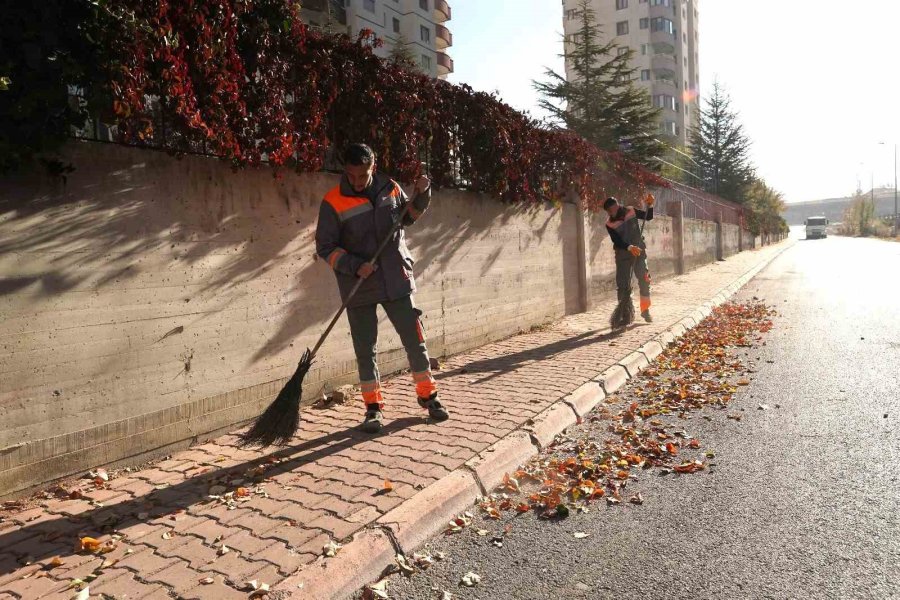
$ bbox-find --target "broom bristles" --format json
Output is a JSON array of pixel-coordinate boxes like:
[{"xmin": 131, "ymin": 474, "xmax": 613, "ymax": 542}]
[
  {"xmin": 610, "ymin": 298, "xmax": 635, "ymax": 330},
  {"xmin": 240, "ymin": 349, "xmax": 313, "ymax": 447}
]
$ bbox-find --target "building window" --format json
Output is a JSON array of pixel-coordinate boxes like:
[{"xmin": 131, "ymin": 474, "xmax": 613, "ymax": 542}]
[
  {"xmin": 616, "ymin": 21, "xmax": 629, "ymax": 35},
  {"xmin": 421, "ymin": 54, "xmax": 432, "ymax": 69},
  {"xmin": 652, "ymin": 94, "xmax": 676, "ymax": 110},
  {"xmin": 393, "ymin": 17, "xmax": 400, "ymax": 33},
  {"xmin": 639, "ymin": 18, "xmax": 649, "ymax": 29},
  {"xmin": 641, "ymin": 43, "xmax": 649, "ymax": 55},
  {"xmin": 617, "ymin": 47, "xmax": 629, "ymax": 56},
  {"xmin": 650, "ymin": 17, "xmax": 674, "ymax": 35},
  {"xmin": 616, "ymin": 0, "xmax": 628, "ymax": 9},
  {"xmin": 420, "ymin": 25, "xmax": 430, "ymax": 42},
  {"xmin": 419, "ymin": 0, "xmax": 428, "ymax": 9},
  {"xmin": 641, "ymin": 69, "xmax": 651, "ymax": 81},
  {"xmin": 363, "ymin": 0, "xmax": 375, "ymax": 12},
  {"xmin": 566, "ymin": 9, "xmax": 579, "ymax": 20}
]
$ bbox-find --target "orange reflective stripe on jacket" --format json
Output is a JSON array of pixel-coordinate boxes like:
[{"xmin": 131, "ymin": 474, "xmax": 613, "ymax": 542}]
[
  {"xmin": 327, "ymin": 248, "xmax": 347, "ymax": 269},
  {"xmin": 324, "ymin": 187, "xmax": 373, "ymax": 222}
]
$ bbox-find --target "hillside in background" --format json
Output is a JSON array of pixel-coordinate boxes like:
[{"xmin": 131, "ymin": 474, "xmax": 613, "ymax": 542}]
[{"xmin": 783, "ymin": 188, "xmax": 896, "ymax": 225}]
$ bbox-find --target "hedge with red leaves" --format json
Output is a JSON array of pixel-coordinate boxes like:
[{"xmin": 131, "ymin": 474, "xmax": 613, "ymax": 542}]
[{"xmin": 6, "ymin": 0, "xmax": 666, "ymax": 209}]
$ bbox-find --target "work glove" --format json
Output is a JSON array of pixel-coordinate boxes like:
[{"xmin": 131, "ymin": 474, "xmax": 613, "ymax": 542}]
[
  {"xmin": 645, "ymin": 193, "xmax": 656, "ymax": 207},
  {"xmin": 415, "ymin": 174, "xmax": 431, "ymax": 196},
  {"xmin": 628, "ymin": 245, "xmax": 642, "ymax": 257}
]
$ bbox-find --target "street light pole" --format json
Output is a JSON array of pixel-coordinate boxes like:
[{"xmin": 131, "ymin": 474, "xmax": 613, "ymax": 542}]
[
  {"xmin": 894, "ymin": 143, "xmax": 898, "ymax": 237},
  {"xmin": 880, "ymin": 141, "xmax": 898, "ymax": 237}
]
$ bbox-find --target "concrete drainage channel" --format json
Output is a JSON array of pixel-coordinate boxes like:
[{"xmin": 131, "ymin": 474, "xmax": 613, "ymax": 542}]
[{"xmin": 271, "ymin": 244, "xmax": 792, "ymax": 600}]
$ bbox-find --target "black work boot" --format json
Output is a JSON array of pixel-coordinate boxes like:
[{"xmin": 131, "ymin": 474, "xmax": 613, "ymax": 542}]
[
  {"xmin": 361, "ymin": 407, "xmax": 384, "ymax": 433},
  {"xmin": 418, "ymin": 392, "xmax": 450, "ymax": 422},
  {"xmin": 641, "ymin": 310, "xmax": 653, "ymax": 323}
]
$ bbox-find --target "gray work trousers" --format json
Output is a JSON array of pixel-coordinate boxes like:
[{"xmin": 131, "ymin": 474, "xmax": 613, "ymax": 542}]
[
  {"xmin": 345, "ymin": 294, "xmax": 435, "ymax": 406},
  {"xmin": 615, "ymin": 249, "xmax": 652, "ymax": 311}
]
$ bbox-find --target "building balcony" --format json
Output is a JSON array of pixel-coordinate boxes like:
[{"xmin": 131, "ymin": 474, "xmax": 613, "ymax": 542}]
[
  {"xmin": 437, "ymin": 51, "xmax": 454, "ymax": 76},
  {"xmin": 436, "ymin": 23, "xmax": 453, "ymax": 49},
  {"xmin": 434, "ymin": 0, "xmax": 452, "ymax": 23},
  {"xmin": 651, "ymin": 53, "xmax": 677, "ymax": 71}
]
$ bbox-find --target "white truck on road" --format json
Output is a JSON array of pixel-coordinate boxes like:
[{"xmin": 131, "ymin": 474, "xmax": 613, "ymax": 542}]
[{"xmin": 805, "ymin": 216, "xmax": 828, "ymax": 239}]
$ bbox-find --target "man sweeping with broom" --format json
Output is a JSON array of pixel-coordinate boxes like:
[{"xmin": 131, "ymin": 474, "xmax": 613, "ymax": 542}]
[
  {"xmin": 605, "ymin": 194, "xmax": 655, "ymax": 329},
  {"xmin": 315, "ymin": 144, "xmax": 449, "ymax": 434}
]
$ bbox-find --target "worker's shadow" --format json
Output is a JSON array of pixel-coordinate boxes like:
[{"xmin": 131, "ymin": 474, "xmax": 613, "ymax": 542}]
[
  {"xmin": 0, "ymin": 416, "xmax": 425, "ymax": 576},
  {"xmin": 436, "ymin": 324, "xmax": 641, "ymax": 384}
]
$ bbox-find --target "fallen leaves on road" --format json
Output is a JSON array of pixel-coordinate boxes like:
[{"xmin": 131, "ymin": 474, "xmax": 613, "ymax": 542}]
[
  {"xmin": 363, "ymin": 579, "xmax": 390, "ymax": 599},
  {"xmin": 470, "ymin": 302, "xmax": 775, "ymax": 524},
  {"xmin": 573, "ymin": 531, "xmax": 590, "ymax": 539},
  {"xmin": 444, "ymin": 513, "xmax": 473, "ymax": 535},
  {"xmin": 395, "ymin": 554, "xmax": 415, "ymax": 576},
  {"xmin": 383, "ymin": 479, "xmax": 394, "ymax": 493},
  {"xmin": 460, "ymin": 572, "xmax": 481, "ymax": 587}
]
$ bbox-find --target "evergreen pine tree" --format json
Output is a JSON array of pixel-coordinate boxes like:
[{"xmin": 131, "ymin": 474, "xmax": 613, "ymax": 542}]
[
  {"xmin": 534, "ymin": 0, "xmax": 666, "ymax": 170},
  {"xmin": 689, "ymin": 79, "xmax": 755, "ymax": 202}
]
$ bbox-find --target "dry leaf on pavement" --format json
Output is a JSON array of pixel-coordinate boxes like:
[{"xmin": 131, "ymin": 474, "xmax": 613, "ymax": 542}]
[
  {"xmin": 460, "ymin": 572, "xmax": 481, "ymax": 587},
  {"xmin": 323, "ymin": 540, "xmax": 343, "ymax": 557},
  {"xmin": 77, "ymin": 537, "xmax": 102, "ymax": 553}
]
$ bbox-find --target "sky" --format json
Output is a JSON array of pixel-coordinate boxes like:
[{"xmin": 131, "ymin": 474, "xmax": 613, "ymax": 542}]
[{"xmin": 447, "ymin": 0, "xmax": 900, "ymax": 203}]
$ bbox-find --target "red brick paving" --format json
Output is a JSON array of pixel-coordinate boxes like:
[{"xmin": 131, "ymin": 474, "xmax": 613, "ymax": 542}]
[{"xmin": 0, "ymin": 245, "xmax": 784, "ymax": 598}]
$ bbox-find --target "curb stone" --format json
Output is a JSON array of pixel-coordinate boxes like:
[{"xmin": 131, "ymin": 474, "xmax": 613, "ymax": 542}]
[
  {"xmin": 639, "ymin": 341, "xmax": 664, "ymax": 363},
  {"xmin": 272, "ymin": 241, "xmax": 793, "ymax": 599},
  {"xmin": 619, "ymin": 351, "xmax": 650, "ymax": 377},
  {"xmin": 597, "ymin": 365, "xmax": 629, "ymax": 395},
  {"xmin": 465, "ymin": 431, "xmax": 536, "ymax": 493},
  {"xmin": 563, "ymin": 381, "xmax": 606, "ymax": 419},
  {"xmin": 274, "ymin": 528, "xmax": 396, "ymax": 600},
  {"xmin": 531, "ymin": 403, "xmax": 579, "ymax": 449},
  {"xmin": 375, "ymin": 470, "xmax": 480, "ymax": 554}
]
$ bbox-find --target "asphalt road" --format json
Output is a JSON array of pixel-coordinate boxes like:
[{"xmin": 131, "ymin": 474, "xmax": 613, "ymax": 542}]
[{"xmin": 369, "ymin": 234, "xmax": 900, "ymax": 600}]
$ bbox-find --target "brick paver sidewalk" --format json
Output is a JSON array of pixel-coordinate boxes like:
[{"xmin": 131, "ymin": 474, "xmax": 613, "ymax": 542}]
[{"xmin": 0, "ymin": 243, "xmax": 788, "ymax": 599}]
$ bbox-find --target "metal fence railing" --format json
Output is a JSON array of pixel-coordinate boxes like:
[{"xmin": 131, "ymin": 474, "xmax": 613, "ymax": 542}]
[{"xmin": 650, "ymin": 180, "xmax": 745, "ymax": 227}]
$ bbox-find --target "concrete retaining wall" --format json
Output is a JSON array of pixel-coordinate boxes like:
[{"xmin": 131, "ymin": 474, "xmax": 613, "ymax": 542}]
[
  {"xmin": 683, "ymin": 218, "xmax": 718, "ymax": 271},
  {"xmin": 0, "ymin": 142, "xmax": 773, "ymax": 496}
]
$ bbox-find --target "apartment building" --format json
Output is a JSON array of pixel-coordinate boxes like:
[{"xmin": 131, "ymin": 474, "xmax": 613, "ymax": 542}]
[
  {"xmin": 302, "ymin": 0, "xmax": 453, "ymax": 79},
  {"xmin": 562, "ymin": 0, "xmax": 700, "ymax": 146}
]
